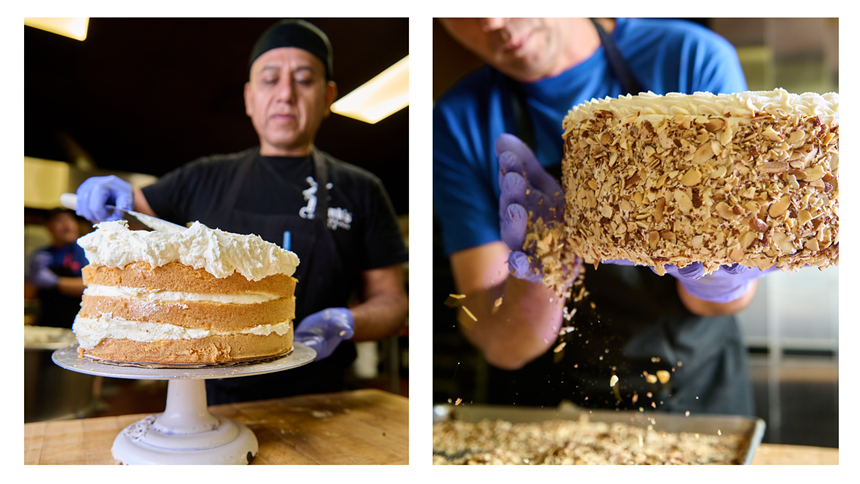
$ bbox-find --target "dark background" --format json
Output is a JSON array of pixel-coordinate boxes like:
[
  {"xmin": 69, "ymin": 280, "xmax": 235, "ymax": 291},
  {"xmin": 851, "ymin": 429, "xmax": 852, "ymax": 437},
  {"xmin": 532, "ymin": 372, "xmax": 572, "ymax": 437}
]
[{"xmin": 24, "ymin": 18, "xmax": 409, "ymax": 215}]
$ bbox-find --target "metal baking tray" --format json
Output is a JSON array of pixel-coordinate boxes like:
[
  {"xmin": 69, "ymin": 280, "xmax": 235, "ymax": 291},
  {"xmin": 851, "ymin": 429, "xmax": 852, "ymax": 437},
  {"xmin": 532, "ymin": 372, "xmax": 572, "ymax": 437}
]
[{"xmin": 433, "ymin": 402, "xmax": 765, "ymax": 465}]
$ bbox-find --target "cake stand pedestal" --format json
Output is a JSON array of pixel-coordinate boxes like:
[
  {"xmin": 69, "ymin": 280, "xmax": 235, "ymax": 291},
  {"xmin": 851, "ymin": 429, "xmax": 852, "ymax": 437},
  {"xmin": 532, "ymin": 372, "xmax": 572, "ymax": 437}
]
[{"xmin": 52, "ymin": 344, "xmax": 315, "ymax": 465}]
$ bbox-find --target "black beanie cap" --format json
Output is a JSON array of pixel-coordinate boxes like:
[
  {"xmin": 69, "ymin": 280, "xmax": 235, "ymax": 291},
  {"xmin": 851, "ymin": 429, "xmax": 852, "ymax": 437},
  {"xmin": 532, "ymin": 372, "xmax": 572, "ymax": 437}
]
[{"xmin": 247, "ymin": 19, "xmax": 333, "ymax": 80}]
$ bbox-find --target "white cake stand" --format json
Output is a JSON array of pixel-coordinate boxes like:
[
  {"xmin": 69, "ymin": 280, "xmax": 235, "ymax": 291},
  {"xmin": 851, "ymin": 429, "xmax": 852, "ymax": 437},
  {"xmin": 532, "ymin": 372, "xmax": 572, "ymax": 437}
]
[{"xmin": 52, "ymin": 343, "xmax": 315, "ymax": 465}]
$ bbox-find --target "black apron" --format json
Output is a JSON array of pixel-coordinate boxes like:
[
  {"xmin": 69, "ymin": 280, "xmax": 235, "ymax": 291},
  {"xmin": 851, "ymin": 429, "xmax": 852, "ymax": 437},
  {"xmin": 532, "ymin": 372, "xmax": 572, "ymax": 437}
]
[
  {"xmin": 496, "ymin": 20, "xmax": 753, "ymax": 415},
  {"xmin": 204, "ymin": 147, "xmax": 357, "ymax": 404}
]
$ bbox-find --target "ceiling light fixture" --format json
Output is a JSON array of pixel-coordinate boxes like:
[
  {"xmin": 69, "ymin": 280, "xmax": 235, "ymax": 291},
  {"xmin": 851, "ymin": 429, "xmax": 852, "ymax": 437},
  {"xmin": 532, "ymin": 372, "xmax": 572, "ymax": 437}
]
[
  {"xmin": 25, "ymin": 18, "xmax": 90, "ymax": 41},
  {"xmin": 331, "ymin": 56, "xmax": 408, "ymax": 124}
]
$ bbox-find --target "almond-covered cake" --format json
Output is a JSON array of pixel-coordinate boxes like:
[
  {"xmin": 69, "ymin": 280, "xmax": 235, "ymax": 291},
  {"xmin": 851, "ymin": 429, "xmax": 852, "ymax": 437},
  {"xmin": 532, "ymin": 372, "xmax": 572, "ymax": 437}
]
[
  {"xmin": 561, "ymin": 88, "xmax": 838, "ymax": 275},
  {"xmin": 72, "ymin": 221, "xmax": 300, "ymax": 364}
]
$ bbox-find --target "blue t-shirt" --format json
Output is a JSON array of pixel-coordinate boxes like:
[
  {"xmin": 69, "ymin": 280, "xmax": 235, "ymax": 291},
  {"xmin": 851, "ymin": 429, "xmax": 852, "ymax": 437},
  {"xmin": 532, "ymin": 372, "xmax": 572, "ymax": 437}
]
[{"xmin": 434, "ymin": 18, "xmax": 747, "ymax": 256}]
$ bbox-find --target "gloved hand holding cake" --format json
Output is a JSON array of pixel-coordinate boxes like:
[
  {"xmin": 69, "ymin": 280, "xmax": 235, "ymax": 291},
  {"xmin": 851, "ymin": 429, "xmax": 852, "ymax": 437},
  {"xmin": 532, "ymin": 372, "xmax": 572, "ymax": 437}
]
[{"xmin": 561, "ymin": 88, "xmax": 838, "ymax": 275}]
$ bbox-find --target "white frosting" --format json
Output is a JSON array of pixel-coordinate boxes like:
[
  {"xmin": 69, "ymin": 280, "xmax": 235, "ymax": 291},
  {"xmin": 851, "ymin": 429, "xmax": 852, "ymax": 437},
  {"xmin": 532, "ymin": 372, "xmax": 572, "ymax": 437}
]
[
  {"xmin": 563, "ymin": 88, "xmax": 839, "ymax": 131},
  {"xmin": 72, "ymin": 313, "xmax": 292, "ymax": 350},
  {"xmin": 84, "ymin": 284, "xmax": 280, "ymax": 304},
  {"xmin": 77, "ymin": 220, "xmax": 299, "ymax": 280}
]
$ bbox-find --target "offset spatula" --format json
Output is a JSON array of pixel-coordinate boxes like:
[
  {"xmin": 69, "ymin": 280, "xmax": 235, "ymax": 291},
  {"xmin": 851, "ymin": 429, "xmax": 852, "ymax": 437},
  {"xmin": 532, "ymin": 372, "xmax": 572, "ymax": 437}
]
[{"xmin": 60, "ymin": 193, "xmax": 186, "ymax": 233}]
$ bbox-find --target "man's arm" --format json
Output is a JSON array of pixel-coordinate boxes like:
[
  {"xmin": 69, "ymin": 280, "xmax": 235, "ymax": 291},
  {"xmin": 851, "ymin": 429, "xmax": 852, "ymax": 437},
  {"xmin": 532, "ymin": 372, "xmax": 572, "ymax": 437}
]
[
  {"xmin": 678, "ymin": 281, "xmax": 757, "ymax": 316},
  {"xmin": 133, "ymin": 188, "xmax": 157, "ymax": 217},
  {"xmin": 349, "ymin": 263, "xmax": 409, "ymax": 341},
  {"xmin": 450, "ymin": 242, "xmax": 563, "ymax": 370},
  {"xmin": 57, "ymin": 277, "xmax": 85, "ymax": 297}
]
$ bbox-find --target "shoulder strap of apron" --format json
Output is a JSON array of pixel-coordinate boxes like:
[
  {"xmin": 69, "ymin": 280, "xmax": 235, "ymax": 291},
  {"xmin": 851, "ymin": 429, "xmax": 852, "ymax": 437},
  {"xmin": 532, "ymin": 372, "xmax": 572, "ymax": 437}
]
[
  {"xmin": 223, "ymin": 147, "xmax": 260, "ymax": 210},
  {"xmin": 589, "ymin": 18, "xmax": 643, "ymax": 96}
]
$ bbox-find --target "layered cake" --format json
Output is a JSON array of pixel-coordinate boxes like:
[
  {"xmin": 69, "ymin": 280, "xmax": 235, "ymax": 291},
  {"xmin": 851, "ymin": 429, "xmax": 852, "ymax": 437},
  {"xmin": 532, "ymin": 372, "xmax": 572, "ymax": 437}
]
[
  {"xmin": 560, "ymin": 88, "xmax": 838, "ymax": 275},
  {"xmin": 72, "ymin": 221, "xmax": 300, "ymax": 364}
]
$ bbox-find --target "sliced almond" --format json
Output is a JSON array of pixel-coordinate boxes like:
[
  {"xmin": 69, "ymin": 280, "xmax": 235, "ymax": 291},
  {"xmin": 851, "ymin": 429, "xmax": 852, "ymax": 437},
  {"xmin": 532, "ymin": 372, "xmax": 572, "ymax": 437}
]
[
  {"xmin": 749, "ymin": 217, "xmax": 768, "ymax": 233},
  {"xmin": 649, "ymin": 231, "xmax": 659, "ymax": 249},
  {"xmin": 710, "ymin": 165, "xmax": 727, "ymax": 179},
  {"xmin": 803, "ymin": 165, "xmax": 827, "ymax": 182},
  {"xmin": 681, "ymin": 168, "xmax": 703, "ymax": 186},
  {"xmin": 729, "ymin": 245, "xmax": 745, "ymax": 263},
  {"xmin": 763, "ymin": 126, "xmax": 783, "ymax": 142},
  {"xmin": 805, "ymin": 238, "xmax": 820, "ymax": 251},
  {"xmin": 691, "ymin": 142, "xmax": 715, "ymax": 165},
  {"xmin": 761, "ymin": 162, "xmax": 788, "ymax": 174},
  {"xmin": 787, "ymin": 130, "xmax": 806, "ymax": 145},
  {"xmin": 675, "ymin": 190, "xmax": 693, "ymax": 213},
  {"xmin": 703, "ymin": 118, "xmax": 726, "ymax": 133},
  {"xmin": 716, "ymin": 202, "xmax": 737, "ymax": 220},
  {"xmin": 654, "ymin": 197, "xmax": 665, "ymax": 223},
  {"xmin": 773, "ymin": 232, "xmax": 795, "ymax": 254},
  {"xmin": 797, "ymin": 209, "xmax": 812, "ymax": 226},
  {"xmin": 660, "ymin": 231, "xmax": 676, "ymax": 243},
  {"xmin": 740, "ymin": 231, "xmax": 758, "ymax": 249},
  {"xmin": 768, "ymin": 195, "xmax": 791, "ymax": 218},
  {"xmin": 588, "ymin": 179, "xmax": 598, "ymax": 190}
]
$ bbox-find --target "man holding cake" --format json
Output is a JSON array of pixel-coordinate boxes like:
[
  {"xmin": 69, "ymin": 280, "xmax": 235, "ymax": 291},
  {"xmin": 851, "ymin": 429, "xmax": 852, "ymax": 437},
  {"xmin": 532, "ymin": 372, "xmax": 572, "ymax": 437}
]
[
  {"xmin": 74, "ymin": 19, "xmax": 408, "ymax": 403},
  {"xmin": 434, "ymin": 18, "xmax": 834, "ymax": 415}
]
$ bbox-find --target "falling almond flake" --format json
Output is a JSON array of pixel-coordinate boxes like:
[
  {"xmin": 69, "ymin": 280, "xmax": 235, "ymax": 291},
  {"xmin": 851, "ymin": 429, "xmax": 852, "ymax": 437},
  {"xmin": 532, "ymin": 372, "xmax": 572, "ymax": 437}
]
[
  {"xmin": 651, "ymin": 402, "xmax": 657, "ymax": 408},
  {"xmin": 461, "ymin": 306, "xmax": 477, "ymax": 322},
  {"xmin": 718, "ymin": 430, "xmax": 722, "ymax": 436},
  {"xmin": 339, "ymin": 331, "xmax": 346, "ymax": 337},
  {"xmin": 609, "ymin": 375, "xmax": 619, "ymax": 388},
  {"xmin": 632, "ymin": 393, "xmax": 638, "ymax": 403},
  {"xmin": 444, "ymin": 294, "xmax": 467, "ymax": 307},
  {"xmin": 494, "ymin": 297, "xmax": 503, "ymax": 307},
  {"xmin": 656, "ymin": 370, "xmax": 671, "ymax": 384},
  {"xmin": 685, "ymin": 411, "xmax": 691, "ymax": 417},
  {"xmin": 553, "ymin": 342, "xmax": 566, "ymax": 353},
  {"xmin": 455, "ymin": 398, "xmax": 463, "ymax": 406},
  {"xmin": 651, "ymin": 357, "xmax": 661, "ymax": 363}
]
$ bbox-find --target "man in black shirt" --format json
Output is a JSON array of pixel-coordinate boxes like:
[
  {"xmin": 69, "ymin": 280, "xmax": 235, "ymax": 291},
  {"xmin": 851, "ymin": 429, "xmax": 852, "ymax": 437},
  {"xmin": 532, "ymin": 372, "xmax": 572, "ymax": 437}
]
[{"xmin": 75, "ymin": 19, "xmax": 408, "ymax": 403}]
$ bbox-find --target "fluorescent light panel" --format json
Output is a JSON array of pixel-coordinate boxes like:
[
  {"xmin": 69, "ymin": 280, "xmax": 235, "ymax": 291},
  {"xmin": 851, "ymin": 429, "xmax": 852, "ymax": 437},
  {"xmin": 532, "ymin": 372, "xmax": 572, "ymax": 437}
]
[
  {"xmin": 331, "ymin": 56, "xmax": 408, "ymax": 124},
  {"xmin": 25, "ymin": 18, "xmax": 89, "ymax": 41}
]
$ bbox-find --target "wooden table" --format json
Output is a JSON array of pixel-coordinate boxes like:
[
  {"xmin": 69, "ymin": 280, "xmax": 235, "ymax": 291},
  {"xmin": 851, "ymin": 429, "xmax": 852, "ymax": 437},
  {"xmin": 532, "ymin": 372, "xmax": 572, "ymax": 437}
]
[
  {"xmin": 753, "ymin": 443, "xmax": 838, "ymax": 465},
  {"xmin": 24, "ymin": 389, "xmax": 408, "ymax": 465}
]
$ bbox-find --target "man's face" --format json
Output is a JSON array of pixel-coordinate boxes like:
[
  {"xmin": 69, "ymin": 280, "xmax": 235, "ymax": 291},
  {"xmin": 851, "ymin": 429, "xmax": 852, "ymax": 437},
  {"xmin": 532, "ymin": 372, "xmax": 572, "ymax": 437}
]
[
  {"xmin": 440, "ymin": 18, "xmax": 568, "ymax": 82},
  {"xmin": 244, "ymin": 47, "xmax": 337, "ymax": 156},
  {"xmin": 46, "ymin": 212, "xmax": 79, "ymax": 246}
]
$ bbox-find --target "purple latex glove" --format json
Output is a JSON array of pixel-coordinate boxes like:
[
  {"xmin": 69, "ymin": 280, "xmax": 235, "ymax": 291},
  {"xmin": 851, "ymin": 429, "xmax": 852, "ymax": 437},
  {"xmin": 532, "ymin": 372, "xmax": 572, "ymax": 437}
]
[
  {"xmin": 496, "ymin": 133, "xmax": 565, "ymax": 283},
  {"xmin": 294, "ymin": 308, "xmax": 355, "ymax": 361},
  {"xmin": 26, "ymin": 252, "xmax": 58, "ymax": 289},
  {"xmin": 75, "ymin": 175, "xmax": 133, "ymax": 223},
  {"xmin": 658, "ymin": 262, "xmax": 780, "ymax": 304}
]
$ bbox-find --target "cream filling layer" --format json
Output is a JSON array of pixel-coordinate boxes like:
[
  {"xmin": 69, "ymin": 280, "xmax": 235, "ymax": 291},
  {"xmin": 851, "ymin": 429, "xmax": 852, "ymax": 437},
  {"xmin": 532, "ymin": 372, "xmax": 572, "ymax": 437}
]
[
  {"xmin": 84, "ymin": 284, "xmax": 280, "ymax": 304},
  {"xmin": 72, "ymin": 313, "xmax": 291, "ymax": 350}
]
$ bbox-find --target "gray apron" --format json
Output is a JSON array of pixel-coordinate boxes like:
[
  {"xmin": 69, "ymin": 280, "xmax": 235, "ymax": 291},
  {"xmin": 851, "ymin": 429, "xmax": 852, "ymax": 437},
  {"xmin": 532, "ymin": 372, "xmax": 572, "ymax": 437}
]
[{"xmin": 204, "ymin": 146, "xmax": 357, "ymax": 404}]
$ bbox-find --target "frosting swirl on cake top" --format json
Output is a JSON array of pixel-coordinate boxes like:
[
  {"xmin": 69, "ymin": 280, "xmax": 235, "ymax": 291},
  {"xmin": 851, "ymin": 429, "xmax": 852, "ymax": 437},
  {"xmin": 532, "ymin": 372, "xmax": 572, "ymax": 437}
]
[
  {"xmin": 563, "ymin": 88, "xmax": 839, "ymax": 130},
  {"xmin": 77, "ymin": 220, "xmax": 300, "ymax": 280}
]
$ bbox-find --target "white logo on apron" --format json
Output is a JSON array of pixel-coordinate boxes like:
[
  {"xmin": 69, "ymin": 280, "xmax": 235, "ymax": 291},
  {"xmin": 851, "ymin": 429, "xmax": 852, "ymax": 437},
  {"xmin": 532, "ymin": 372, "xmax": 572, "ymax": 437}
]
[{"xmin": 299, "ymin": 176, "xmax": 352, "ymax": 230}]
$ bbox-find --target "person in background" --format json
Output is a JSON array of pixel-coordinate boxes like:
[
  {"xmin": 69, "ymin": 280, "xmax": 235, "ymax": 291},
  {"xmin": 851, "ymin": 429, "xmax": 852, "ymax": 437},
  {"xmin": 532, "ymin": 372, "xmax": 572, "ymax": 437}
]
[
  {"xmin": 74, "ymin": 19, "xmax": 408, "ymax": 403},
  {"xmin": 25, "ymin": 208, "xmax": 87, "ymax": 328},
  {"xmin": 434, "ymin": 18, "xmax": 774, "ymax": 415}
]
